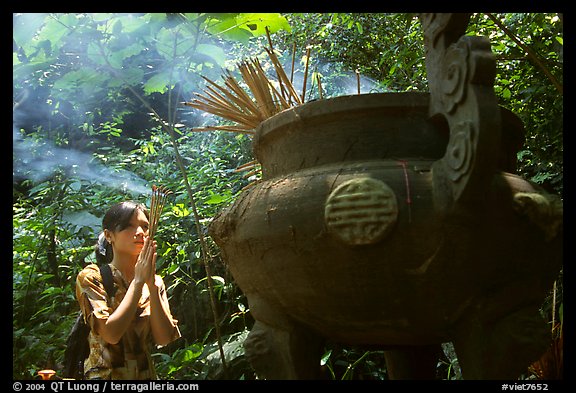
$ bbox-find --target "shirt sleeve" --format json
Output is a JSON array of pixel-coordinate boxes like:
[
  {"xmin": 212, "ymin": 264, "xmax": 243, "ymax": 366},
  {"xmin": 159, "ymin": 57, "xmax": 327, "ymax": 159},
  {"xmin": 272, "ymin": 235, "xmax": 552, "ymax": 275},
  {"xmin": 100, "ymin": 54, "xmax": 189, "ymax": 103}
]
[{"xmin": 76, "ymin": 264, "xmax": 111, "ymax": 331}]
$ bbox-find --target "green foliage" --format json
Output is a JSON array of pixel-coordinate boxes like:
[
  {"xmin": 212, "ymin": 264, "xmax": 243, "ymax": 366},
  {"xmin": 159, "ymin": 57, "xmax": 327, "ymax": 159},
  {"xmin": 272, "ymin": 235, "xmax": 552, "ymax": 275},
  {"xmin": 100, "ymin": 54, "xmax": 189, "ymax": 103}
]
[
  {"xmin": 470, "ymin": 13, "xmax": 563, "ymax": 196},
  {"xmin": 205, "ymin": 13, "xmax": 291, "ymax": 42},
  {"xmin": 153, "ymin": 330, "xmax": 253, "ymax": 379},
  {"xmin": 321, "ymin": 346, "xmax": 388, "ymax": 380},
  {"xmin": 276, "ymin": 13, "xmax": 427, "ymax": 95},
  {"xmin": 13, "ymin": 12, "xmax": 562, "ymax": 380}
]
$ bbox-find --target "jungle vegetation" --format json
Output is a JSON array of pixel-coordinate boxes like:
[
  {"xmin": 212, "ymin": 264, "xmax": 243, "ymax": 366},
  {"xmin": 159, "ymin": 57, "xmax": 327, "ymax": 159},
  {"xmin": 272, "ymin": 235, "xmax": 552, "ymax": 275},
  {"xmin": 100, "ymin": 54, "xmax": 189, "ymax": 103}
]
[{"xmin": 13, "ymin": 13, "xmax": 563, "ymax": 380}]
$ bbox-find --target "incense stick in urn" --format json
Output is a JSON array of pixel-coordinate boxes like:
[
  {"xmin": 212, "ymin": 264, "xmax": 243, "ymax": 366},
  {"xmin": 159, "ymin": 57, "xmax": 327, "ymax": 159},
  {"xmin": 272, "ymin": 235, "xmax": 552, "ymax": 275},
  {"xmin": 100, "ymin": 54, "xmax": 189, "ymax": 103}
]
[
  {"xmin": 183, "ymin": 26, "xmax": 314, "ymax": 135},
  {"xmin": 148, "ymin": 185, "xmax": 173, "ymax": 240}
]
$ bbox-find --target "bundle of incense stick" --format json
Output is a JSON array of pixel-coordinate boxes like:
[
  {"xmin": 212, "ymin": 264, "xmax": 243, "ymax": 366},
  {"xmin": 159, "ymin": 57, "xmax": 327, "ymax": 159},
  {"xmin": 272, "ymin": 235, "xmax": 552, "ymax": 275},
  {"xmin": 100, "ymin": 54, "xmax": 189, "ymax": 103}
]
[
  {"xmin": 184, "ymin": 58, "xmax": 302, "ymax": 134},
  {"xmin": 184, "ymin": 28, "xmax": 312, "ymax": 134},
  {"xmin": 148, "ymin": 185, "xmax": 173, "ymax": 240}
]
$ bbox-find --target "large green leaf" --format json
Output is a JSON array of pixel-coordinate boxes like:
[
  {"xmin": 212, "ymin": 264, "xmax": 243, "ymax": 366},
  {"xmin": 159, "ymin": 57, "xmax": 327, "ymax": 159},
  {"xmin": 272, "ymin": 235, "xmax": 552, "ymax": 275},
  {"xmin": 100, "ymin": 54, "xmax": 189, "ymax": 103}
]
[
  {"xmin": 204, "ymin": 13, "xmax": 248, "ymax": 42},
  {"xmin": 235, "ymin": 13, "xmax": 291, "ymax": 36},
  {"xmin": 205, "ymin": 13, "xmax": 291, "ymax": 43},
  {"xmin": 13, "ymin": 13, "xmax": 47, "ymax": 48},
  {"xmin": 155, "ymin": 26, "xmax": 196, "ymax": 60},
  {"xmin": 52, "ymin": 68, "xmax": 108, "ymax": 94},
  {"xmin": 196, "ymin": 44, "xmax": 226, "ymax": 67},
  {"xmin": 107, "ymin": 42, "xmax": 146, "ymax": 68},
  {"xmin": 143, "ymin": 71, "xmax": 173, "ymax": 95},
  {"xmin": 107, "ymin": 68, "xmax": 145, "ymax": 88}
]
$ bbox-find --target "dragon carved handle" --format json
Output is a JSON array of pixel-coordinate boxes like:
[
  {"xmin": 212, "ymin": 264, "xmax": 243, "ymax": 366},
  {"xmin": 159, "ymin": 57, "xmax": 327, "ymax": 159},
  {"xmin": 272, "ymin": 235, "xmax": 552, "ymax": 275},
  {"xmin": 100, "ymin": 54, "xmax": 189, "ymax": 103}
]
[{"xmin": 420, "ymin": 13, "xmax": 501, "ymax": 209}]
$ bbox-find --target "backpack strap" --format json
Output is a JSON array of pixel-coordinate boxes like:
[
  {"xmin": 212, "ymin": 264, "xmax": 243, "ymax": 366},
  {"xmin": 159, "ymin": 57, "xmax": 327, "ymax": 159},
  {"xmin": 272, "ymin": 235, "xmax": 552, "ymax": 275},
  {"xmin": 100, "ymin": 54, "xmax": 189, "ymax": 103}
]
[
  {"xmin": 98, "ymin": 264, "xmax": 117, "ymax": 301},
  {"xmin": 65, "ymin": 265, "xmax": 116, "ymax": 379}
]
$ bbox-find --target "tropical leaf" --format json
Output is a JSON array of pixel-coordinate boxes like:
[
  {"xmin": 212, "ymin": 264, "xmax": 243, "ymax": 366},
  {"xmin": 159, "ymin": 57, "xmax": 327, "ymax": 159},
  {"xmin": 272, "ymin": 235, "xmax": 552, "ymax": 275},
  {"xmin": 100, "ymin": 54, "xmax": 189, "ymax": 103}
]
[
  {"xmin": 205, "ymin": 13, "xmax": 291, "ymax": 42},
  {"xmin": 143, "ymin": 71, "xmax": 173, "ymax": 95}
]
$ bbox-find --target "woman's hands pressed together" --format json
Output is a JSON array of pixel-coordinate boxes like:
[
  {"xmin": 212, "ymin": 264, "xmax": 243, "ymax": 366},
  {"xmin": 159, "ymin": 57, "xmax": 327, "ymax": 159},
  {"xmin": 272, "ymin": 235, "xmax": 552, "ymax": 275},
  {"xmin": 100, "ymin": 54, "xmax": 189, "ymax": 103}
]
[
  {"xmin": 134, "ymin": 236, "xmax": 157, "ymax": 289},
  {"xmin": 97, "ymin": 236, "xmax": 157, "ymax": 345}
]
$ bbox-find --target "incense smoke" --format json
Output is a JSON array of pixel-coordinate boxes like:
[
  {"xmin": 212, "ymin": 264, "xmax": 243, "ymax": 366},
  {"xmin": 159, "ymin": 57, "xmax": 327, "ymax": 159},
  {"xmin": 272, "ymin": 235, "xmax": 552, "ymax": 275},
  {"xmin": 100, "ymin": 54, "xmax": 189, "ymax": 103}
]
[
  {"xmin": 13, "ymin": 128, "xmax": 149, "ymax": 196},
  {"xmin": 13, "ymin": 101, "xmax": 149, "ymax": 196},
  {"xmin": 13, "ymin": 13, "xmax": 382, "ymax": 198}
]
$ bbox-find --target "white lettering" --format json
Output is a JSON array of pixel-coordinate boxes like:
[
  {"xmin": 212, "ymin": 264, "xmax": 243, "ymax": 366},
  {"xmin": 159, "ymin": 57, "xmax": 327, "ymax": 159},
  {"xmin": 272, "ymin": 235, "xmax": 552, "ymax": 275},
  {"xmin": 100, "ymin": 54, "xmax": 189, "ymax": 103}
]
[{"xmin": 66, "ymin": 382, "xmax": 100, "ymax": 393}]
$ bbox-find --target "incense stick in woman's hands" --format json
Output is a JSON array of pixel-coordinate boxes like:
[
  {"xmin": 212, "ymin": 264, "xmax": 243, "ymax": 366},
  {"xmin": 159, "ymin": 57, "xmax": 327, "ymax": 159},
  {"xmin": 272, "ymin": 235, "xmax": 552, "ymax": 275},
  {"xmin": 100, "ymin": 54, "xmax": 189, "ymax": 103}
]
[{"xmin": 148, "ymin": 185, "xmax": 173, "ymax": 240}]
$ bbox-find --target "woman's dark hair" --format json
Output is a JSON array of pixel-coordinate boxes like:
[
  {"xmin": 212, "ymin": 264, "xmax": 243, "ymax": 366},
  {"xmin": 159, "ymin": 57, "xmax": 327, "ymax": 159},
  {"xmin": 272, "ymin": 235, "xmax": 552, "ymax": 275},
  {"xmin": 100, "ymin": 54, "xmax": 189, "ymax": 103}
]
[{"xmin": 95, "ymin": 201, "xmax": 149, "ymax": 264}]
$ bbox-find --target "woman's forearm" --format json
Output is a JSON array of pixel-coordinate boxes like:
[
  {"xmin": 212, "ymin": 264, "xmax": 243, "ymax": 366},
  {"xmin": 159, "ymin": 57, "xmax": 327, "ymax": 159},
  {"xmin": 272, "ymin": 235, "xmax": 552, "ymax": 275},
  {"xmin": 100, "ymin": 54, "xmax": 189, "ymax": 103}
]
[{"xmin": 97, "ymin": 280, "xmax": 144, "ymax": 344}]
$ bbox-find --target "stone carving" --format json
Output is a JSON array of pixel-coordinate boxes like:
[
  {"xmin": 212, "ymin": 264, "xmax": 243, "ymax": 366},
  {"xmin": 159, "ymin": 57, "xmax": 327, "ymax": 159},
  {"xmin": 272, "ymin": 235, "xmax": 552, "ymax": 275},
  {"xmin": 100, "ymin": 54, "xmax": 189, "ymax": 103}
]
[
  {"xmin": 432, "ymin": 35, "xmax": 500, "ymax": 205},
  {"xmin": 440, "ymin": 39, "xmax": 469, "ymax": 113},
  {"xmin": 444, "ymin": 121, "xmax": 474, "ymax": 182},
  {"xmin": 325, "ymin": 177, "xmax": 398, "ymax": 245},
  {"xmin": 513, "ymin": 192, "xmax": 563, "ymax": 241},
  {"xmin": 208, "ymin": 13, "xmax": 563, "ymax": 380}
]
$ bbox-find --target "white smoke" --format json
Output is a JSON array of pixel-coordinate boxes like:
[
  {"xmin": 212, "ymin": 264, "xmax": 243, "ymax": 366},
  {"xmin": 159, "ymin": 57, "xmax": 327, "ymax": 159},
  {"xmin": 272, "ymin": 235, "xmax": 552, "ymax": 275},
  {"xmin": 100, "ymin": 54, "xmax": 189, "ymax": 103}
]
[
  {"xmin": 13, "ymin": 118, "xmax": 149, "ymax": 196},
  {"xmin": 12, "ymin": 13, "xmax": 383, "ymax": 199}
]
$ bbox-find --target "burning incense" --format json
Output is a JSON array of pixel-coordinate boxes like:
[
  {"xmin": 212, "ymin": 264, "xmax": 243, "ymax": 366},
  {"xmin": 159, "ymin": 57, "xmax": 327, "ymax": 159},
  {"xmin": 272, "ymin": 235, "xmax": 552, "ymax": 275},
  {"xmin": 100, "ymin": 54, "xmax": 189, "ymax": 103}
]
[
  {"xmin": 290, "ymin": 42, "xmax": 296, "ymax": 85},
  {"xmin": 148, "ymin": 185, "xmax": 173, "ymax": 240},
  {"xmin": 316, "ymin": 72, "xmax": 323, "ymax": 100},
  {"xmin": 356, "ymin": 69, "xmax": 361, "ymax": 94},
  {"xmin": 265, "ymin": 26, "xmax": 275, "ymax": 53},
  {"xmin": 185, "ymin": 48, "xmax": 304, "ymax": 133},
  {"xmin": 301, "ymin": 46, "xmax": 312, "ymax": 103},
  {"xmin": 184, "ymin": 35, "xmax": 316, "ymax": 138}
]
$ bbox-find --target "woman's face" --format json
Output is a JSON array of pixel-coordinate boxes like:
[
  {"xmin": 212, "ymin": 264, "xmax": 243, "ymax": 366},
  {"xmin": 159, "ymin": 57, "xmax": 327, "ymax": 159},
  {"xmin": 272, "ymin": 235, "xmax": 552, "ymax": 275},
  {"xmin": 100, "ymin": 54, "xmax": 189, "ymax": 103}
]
[{"xmin": 105, "ymin": 208, "xmax": 149, "ymax": 258}]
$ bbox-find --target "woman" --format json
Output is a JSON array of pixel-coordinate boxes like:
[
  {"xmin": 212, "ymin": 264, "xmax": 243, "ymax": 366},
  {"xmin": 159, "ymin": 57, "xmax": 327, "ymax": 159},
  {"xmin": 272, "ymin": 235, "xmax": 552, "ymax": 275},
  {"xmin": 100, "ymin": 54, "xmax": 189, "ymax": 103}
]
[{"xmin": 76, "ymin": 201, "xmax": 181, "ymax": 379}]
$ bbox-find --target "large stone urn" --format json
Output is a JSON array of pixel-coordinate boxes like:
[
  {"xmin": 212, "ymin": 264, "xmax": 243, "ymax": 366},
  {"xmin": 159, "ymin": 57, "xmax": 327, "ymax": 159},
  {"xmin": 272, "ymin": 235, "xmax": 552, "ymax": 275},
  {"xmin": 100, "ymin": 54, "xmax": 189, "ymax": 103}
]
[{"xmin": 209, "ymin": 14, "xmax": 563, "ymax": 379}]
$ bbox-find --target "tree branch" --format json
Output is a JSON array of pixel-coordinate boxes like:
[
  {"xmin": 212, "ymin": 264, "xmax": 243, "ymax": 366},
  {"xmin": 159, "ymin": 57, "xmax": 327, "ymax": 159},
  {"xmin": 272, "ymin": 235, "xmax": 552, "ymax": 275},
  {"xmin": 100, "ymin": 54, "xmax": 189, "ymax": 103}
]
[{"xmin": 486, "ymin": 13, "xmax": 563, "ymax": 95}]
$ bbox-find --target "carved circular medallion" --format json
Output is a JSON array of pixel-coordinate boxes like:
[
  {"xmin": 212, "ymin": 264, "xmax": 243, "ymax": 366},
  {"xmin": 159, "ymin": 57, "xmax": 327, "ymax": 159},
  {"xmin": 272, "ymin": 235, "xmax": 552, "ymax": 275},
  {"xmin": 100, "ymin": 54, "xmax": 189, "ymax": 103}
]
[{"xmin": 325, "ymin": 177, "xmax": 398, "ymax": 245}]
